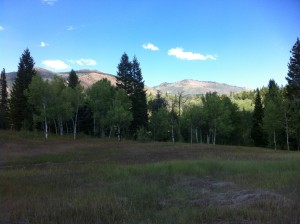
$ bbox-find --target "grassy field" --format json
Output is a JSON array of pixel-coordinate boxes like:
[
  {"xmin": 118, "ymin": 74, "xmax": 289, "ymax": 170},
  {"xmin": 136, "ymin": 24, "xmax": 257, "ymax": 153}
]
[{"xmin": 0, "ymin": 130, "xmax": 300, "ymax": 223}]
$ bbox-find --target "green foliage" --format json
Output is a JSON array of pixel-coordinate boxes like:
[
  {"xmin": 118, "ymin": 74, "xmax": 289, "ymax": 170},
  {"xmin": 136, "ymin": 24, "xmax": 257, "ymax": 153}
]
[
  {"xmin": 0, "ymin": 68, "xmax": 8, "ymax": 129},
  {"xmin": 136, "ymin": 127, "xmax": 151, "ymax": 142},
  {"xmin": 86, "ymin": 79, "xmax": 115, "ymax": 136},
  {"xmin": 181, "ymin": 105, "xmax": 203, "ymax": 143},
  {"xmin": 26, "ymin": 75, "xmax": 53, "ymax": 139},
  {"xmin": 149, "ymin": 91, "xmax": 168, "ymax": 113},
  {"xmin": 9, "ymin": 48, "xmax": 36, "ymax": 130},
  {"xmin": 263, "ymin": 80, "xmax": 285, "ymax": 150},
  {"xmin": 64, "ymin": 85, "xmax": 85, "ymax": 139},
  {"xmin": 107, "ymin": 89, "xmax": 133, "ymax": 140},
  {"xmin": 50, "ymin": 76, "xmax": 72, "ymax": 135},
  {"xmin": 150, "ymin": 107, "xmax": 170, "ymax": 141}
]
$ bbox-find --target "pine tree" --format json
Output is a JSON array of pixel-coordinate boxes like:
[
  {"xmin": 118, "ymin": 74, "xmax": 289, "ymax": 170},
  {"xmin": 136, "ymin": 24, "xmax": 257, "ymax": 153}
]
[
  {"xmin": 0, "ymin": 68, "xmax": 8, "ymax": 129},
  {"xmin": 285, "ymin": 38, "xmax": 300, "ymax": 150},
  {"xmin": 68, "ymin": 69, "xmax": 79, "ymax": 89},
  {"xmin": 116, "ymin": 53, "xmax": 133, "ymax": 97},
  {"xmin": 286, "ymin": 37, "xmax": 300, "ymax": 101},
  {"xmin": 131, "ymin": 56, "xmax": 148, "ymax": 132},
  {"xmin": 10, "ymin": 48, "xmax": 36, "ymax": 130},
  {"xmin": 251, "ymin": 89, "xmax": 266, "ymax": 147}
]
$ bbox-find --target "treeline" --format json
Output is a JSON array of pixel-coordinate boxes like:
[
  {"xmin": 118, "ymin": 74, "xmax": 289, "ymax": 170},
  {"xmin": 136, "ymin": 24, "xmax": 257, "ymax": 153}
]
[{"xmin": 0, "ymin": 38, "xmax": 299, "ymax": 150}]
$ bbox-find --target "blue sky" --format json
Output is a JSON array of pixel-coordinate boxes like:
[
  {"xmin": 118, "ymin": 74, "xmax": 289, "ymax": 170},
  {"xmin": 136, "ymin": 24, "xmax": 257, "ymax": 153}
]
[{"xmin": 1, "ymin": 0, "xmax": 299, "ymax": 88}]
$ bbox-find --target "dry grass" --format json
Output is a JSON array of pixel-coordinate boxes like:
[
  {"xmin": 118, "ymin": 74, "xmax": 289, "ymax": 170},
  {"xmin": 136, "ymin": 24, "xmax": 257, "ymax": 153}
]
[{"xmin": 0, "ymin": 130, "xmax": 300, "ymax": 223}]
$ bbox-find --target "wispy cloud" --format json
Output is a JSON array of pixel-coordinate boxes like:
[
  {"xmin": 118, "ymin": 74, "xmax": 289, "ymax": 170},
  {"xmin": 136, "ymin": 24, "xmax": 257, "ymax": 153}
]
[
  {"xmin": 143, "ymin": 43, "xmax": 159, "ymax": 51},
  {"xmin": 42, "ymin": 0, "xmax": 57, "ymax": 5},
  {"xmin": 42, "ymin": 60, "xmax": 69, "ymax": 70},
  {"xmin": 66, "ymin": 26, "xmax": 75, "ymax": 31},
  {"xmin": 68, "ymin": 58, "xmax": 97, "ymax": 66},
  {"xmin": 168, "ymin": 47, "xmax": 216, "ymax": 61},
  {"xmin": 40, "ymin": 41, "xmax": 49, "ymax": 47},
  {"xmin": 0, "ymin": 26, "xmax": 4, "ymax": 31}
]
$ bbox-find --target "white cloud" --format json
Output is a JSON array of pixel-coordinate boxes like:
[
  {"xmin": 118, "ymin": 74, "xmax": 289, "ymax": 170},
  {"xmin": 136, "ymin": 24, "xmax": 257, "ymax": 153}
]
[
  {"xmin": 142, "ymin": 43, "xmax": 159, "ymax": 51},
  {"xmin": 168, "ymin": 47, "xmax": 216, "ymax": 61},
  {"xmin": 40, "ymin": 41, "xmax": 49, "ymax": 47},
  {"xmin": 42, "ymin": 0, "xmax": 57, "ymax": 5},
  {"xmin": 0, "ymin": 26, "xmax": 4, "ymax": 31},
  {"xmin": 66, "ymin": 26, "xmax": 74, "ymax": 31},
  {"xmin": 68, "ymin": 58, "xmax": 97, "ymax": 66},
  {"xmin": 42, "ymin": 60, "xmax": 69, "ymax": 70}
]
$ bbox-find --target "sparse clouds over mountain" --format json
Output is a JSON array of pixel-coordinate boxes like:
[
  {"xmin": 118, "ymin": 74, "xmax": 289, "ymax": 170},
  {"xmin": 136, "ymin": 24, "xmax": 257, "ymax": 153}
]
[
  {"xmin": 168, "ymin": 48, "xmax": 216, "ymax": 61},
  {"xmin": 42, "ymin": 60, "xmax": 69, "ymax": 70},
  {"xmin": 143, "ymin": 43, "xmax": 159, "ymax": 51}
]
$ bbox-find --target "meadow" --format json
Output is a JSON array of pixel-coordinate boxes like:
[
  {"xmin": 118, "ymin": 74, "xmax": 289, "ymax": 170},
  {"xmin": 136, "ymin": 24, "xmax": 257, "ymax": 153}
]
[{"xmin": 0, "ymin": 131, "xmax": 300, "ymax": 223}]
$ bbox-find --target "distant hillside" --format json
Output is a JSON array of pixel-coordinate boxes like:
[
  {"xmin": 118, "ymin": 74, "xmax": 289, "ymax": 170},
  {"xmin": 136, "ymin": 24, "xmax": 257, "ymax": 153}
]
[
  {"xmin": 153, "ymin": 79, "xmax": 247, "ymax": 96},
  {"xmin": 58, "ymin": 69, "xmax": 117, "ymax": 88},
  {"xmin": 6, "ymin": 67, "xmax": 116, "ymax": 92},
  {"xmin": 6, "ymin": 68, "xmax": 247, "ymax": 96}
]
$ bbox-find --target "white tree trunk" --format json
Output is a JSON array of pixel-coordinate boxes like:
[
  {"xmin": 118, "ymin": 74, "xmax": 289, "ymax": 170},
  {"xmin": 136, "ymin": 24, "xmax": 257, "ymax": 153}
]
[
  {"xmin": 171, "ymin": 124, "xmax": 175, "ymax": 143},
  {"xmin": 93, "ymin": 116, "xmax": 96, "ymax": 136},
  {"xmin": 190, "ymin": 125, "xmax": 193, "ymax": 144},
  {"xmin": 59, "ymin": 119, "xmax": 63, "ymax": 136},
  {"xmin": 200, "ymin": 129, "xmax": 202, "ymax": 144},
  {"xmin": 117, "ymin": 125, "xmax": 121, "ymax": 141},
  {"xmin": 273, "ymin": 130, "xmax": 277, "ymax": 150},
  {"xmin": 43, "ymin": 103, "xmax": 48, "ymax": 140},
  {"xmin": 109, "ymin": 126, "xmax": 112, "ymax": 138},
  {"xmin": 213, "ymin": 127, "xmax": 216, "ymax": 145},
  {"xmin": 73, "ymin": 106, "xmax": 79, "ymax": 140},
  {"xmin": 53, "ymin": 119, "xmax": 57, "ymax": 135},
  {"xmin": 285, "ymin": 112, "xmax": 290, "ymax": 151},
  {"xmin": 195, "ymin": 128, "xmax": 198, "ymax": 144}
]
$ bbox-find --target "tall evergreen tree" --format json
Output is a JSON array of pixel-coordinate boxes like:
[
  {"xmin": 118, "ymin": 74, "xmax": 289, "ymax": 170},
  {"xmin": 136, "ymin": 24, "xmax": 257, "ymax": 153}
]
[
  {"xmin": 116, "ymin": 53, "xmax": 148, "ymax": 135},
  {"xmin": 251, "ymin": 89, "xmax": 266, "ymax": 147},
  {"xmin": 285, "ymin": 38, "xmax": 300, "ymax": 150},
  {"xmin": 116, "ymin": 53, "xmax": 133, "ymax": 96},
  {"xmin": 131, "ymin": 56, "xmax": 148, "ymax": 132},
  {"xmin": 0, "ymin": 68, "xmax": 8, "ymax": 129},
  {"xmin": 68, "ymin": 69, "xmax": 79, "ymax": 89},
  {"xmin": 10, "ymin": 48, "xmax": 36, "ymax": 130},
  {"xmin": 286, "ymin": 37, "xmax": 300, "ymax": 101}
]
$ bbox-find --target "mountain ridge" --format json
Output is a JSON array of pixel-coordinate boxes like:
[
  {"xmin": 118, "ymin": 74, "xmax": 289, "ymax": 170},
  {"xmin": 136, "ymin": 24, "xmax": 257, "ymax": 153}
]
[{"xmin": 5, "ymin": 67, "xmax": 248, "ymax": 96}]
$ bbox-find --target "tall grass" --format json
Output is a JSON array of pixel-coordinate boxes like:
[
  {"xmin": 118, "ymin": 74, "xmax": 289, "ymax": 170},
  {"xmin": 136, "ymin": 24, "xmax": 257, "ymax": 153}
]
[{"xmin": 0, "ymin": 131, "xmax": 300, "ymax": 223}]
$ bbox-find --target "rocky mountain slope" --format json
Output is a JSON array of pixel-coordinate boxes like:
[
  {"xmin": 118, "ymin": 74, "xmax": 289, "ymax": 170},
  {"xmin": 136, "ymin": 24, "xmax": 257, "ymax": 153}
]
[
  {"xmin": 153, "ymin": 79, "xmax": 247, "ymax": 96},
  {"xmin": 6, "ymin": 67, "xmax": 247, "ymax": 95}
]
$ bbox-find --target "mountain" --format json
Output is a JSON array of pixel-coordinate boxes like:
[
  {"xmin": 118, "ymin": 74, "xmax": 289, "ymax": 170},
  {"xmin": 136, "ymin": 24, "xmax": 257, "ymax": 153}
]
[
  {"xmin": 6, "ymin": 67, "xmax": 247, "ymax": 96},
  {"xmin": 153, "ymin": 79, "xmax": 247, "ymax": 96},
  {"xmin": 6, "ymin": 67, "xmax": 116, "ymax": 92}
]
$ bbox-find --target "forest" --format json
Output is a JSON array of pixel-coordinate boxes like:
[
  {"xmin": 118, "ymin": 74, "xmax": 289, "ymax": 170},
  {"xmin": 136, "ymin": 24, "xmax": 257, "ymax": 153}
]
[{"xmin": 0, "ymin": 38, "xmax": 299, "ymax": 150}]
